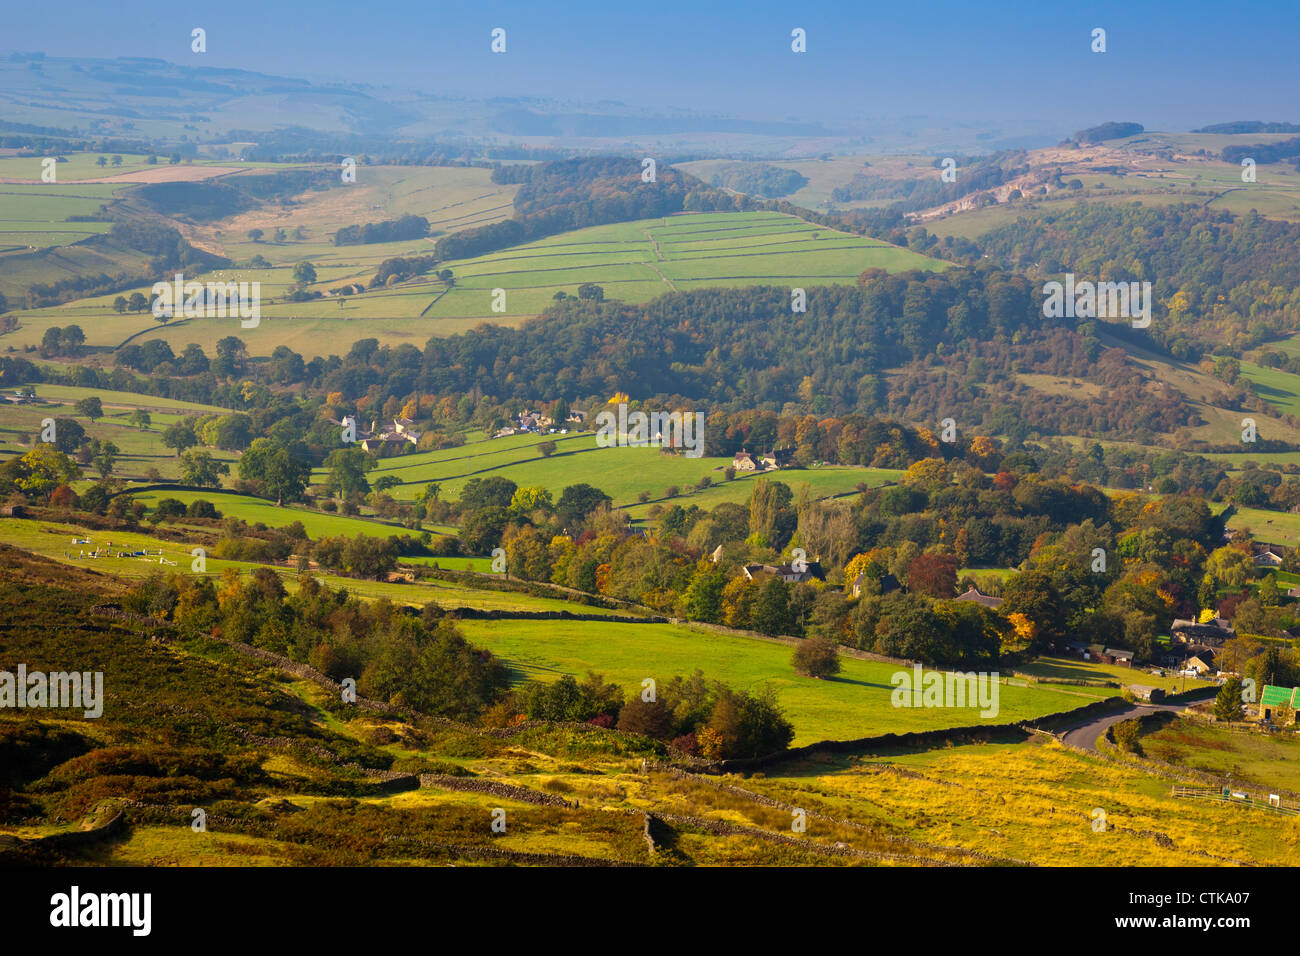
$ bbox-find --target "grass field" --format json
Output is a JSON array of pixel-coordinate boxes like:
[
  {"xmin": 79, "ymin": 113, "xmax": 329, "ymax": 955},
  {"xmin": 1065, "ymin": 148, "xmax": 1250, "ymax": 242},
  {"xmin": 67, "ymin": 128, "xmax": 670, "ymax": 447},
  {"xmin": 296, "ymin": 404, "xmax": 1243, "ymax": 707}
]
[
  {"xmin": 0, "ymin": 163, "xmax": 515, "ymax": 353},
  {"xmin": 1238, "ymin": 360, "xmax": 1300, "ymax": 419},
  {"xmin": 4, "ymin": 208, "xmax": 947, "ymax": 358},
  {"xmin": 419, "ymin": 211, "xmax": 947, "ymax": 325},
  {"xmin": 757, "ymin": 738, "xmax": 1300, "ymax": 865},
  {"xmin": 0, "ymin": 517, "xmax": 616, "ymax": 616},
  {"xmin": 351, "ymin": 430, "xmax": 901, "ymax": 516},
  {"xmin": 0, "ymin": 156, "xmax": 292, "ymax": 298},
  {"xmin": 0, "ymin": 387, "xmax": 238, "ymax": 480},
  {"xmin": 126, "ymin": 489, "xmax": 453, "ymax": 540},
  {"xmin": 1227, "ymin": 506, "xmax": 1300, "ymax": 548},
  {"xmin": 1017, "ymin": 655, "xmax": 1215, "ymax": 695},
  {"xmin": 456, "ymin": 617, "xmax": 1094, "ymax": 745},
  {"xmin": 1140, "ymin": 716, "xmax": 1300, "ymax": 793}
]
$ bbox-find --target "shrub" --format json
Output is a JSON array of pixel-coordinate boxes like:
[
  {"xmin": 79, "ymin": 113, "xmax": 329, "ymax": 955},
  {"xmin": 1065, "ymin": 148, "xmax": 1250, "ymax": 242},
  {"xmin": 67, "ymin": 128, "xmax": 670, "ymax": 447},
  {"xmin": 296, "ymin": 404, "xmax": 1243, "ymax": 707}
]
[
  {"xmin": 1112, "ymin": 718, "xmax": 1143, "ymax": 755},
  {"xmin": 791, "ymin": 635, "xmax": 842, "ymax": 678},
  {"xmin": 186, "ymin": 499, "xmax": 220, "ymax": 519}
]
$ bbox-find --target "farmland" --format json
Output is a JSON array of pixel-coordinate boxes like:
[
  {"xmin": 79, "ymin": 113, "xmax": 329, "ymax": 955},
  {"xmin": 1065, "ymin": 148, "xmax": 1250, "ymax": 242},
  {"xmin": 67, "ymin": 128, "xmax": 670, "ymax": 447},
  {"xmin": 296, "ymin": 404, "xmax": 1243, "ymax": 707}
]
[
  {"xmin": 416, "ymin": 211, "xmax": 946, "ymax": 327},
  {"xmin": 1137, "ymin": 716, "xmax": 1300, "ymax": 793},
  {"xmin": 0, "ymin": 516, "xmax": 611, "ymax": 616},
  {"xmin": 351, "ymin": 430, "xmax": 902, "ymax": 515},
  {"xmin": 0, "ymin": 384, "xmax": 237, "ymax": 479},
  {"xmin": 457, "ymin": 617, "xmax": 1094, "ymax": 745},
  {"xmin": 3, "ymin": 204, "xmax": 946, "ymax": 358},
  {"xmin": 1016, "ymin": 655, "xmax": 1215, "ymax": 696},
  {"xmin": 125, "ymin": 489, "xmax": 453, "ymax": 539}
]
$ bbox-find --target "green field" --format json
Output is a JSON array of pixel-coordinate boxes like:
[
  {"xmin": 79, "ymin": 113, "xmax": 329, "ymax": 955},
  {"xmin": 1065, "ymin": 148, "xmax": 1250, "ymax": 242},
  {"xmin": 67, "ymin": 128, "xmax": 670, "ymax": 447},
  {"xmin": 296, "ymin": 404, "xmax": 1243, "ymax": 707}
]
[
  {"xmin": 1226, "ymin": 506, "xmax": 1300, "ymax": 548},
  {"xmin": 1017, "ymin": 655, "xmax": 1215, "ymax": 695},
  {"xmin": 346, "ymin": 430, "xmax": 901, "ymax": 516},
  {"xmin": 126, "ymin": 489, "xmax": 453, "ymax": 539},
  {"xmin": 0, "ymin": 163, "xmax": 517, "ymax": 355},
  {"xmin": 4, "ymin": 207, "xmax": 947, "ymax": 358},
  {"xmin": 420, "ymin": 211, "xmax": 947, "ymax": 325},
  {"xmin": 0, "ymin": 386, "xmax": 238, "ymax": 480},
  {"xmin": 457, "ymin": 617, "xmax": 1095, "ymax": 746},
  {"xmin": 14, "ymin": 383, "xmax": 228, "ymax": 413},
  {"xmin": 0, "ymin": 516, "xmax": 618, "ymax": 616},
  {"xmin": 1238, "ymin": 360, "xmax": 1300, "ymax": 419},
  {"xmin": 1140, "ymin": 716, "xmax": 1300, "ymax": 792}
]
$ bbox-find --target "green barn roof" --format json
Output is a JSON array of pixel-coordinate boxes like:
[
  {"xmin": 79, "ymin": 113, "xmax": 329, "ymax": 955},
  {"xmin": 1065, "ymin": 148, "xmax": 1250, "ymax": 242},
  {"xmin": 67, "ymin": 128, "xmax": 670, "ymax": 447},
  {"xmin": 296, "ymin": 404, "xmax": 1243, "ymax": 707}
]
[{"xmin": 1260, "ymin": 685, "xmax": 1300, "ymax": 708}]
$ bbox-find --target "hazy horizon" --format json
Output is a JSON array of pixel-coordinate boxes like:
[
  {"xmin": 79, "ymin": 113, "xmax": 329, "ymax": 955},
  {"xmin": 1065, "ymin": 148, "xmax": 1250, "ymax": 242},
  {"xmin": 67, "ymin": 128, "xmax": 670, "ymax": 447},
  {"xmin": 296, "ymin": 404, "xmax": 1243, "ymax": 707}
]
[{"xmin": 4, "ymin": 0, "xmax": 1298, "ymax": 137}]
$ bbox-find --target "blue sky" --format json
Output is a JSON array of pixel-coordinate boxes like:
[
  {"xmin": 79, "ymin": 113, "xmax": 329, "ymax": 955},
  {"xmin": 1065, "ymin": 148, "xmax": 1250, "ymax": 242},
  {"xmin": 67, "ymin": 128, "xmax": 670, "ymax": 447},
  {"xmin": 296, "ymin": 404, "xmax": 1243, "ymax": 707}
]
[{"xmin": 6, "ymin": 0, "xmax": 1299, "ymax": 129}]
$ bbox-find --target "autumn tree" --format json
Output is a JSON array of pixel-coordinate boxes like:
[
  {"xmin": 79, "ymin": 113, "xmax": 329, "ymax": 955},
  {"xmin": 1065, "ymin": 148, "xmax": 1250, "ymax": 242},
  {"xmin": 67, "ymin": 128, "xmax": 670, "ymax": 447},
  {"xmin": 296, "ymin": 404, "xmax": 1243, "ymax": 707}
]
[{"xmin": 792, "ymin": 635, "xmax": 841, "ymax": 678}]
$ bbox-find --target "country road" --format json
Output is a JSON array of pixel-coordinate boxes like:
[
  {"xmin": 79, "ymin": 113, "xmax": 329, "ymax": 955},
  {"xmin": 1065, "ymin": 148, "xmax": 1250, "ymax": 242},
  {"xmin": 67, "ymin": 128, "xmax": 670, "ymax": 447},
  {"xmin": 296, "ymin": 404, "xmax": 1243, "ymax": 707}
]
[{"xmin": 1061, "ymin": 689, "xmax": 1219, "ymax": 752}]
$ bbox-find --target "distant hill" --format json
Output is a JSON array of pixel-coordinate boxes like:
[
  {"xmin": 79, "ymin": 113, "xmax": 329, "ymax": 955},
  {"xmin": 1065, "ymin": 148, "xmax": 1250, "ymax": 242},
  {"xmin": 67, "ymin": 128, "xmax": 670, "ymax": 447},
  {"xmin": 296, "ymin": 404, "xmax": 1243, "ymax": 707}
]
[
  {"xmin": 1071, "ymin": 122, "xmax": 1144, "ymax": 144},
  {"xmin": 1195, "ymin": 121, "xmax": 1300, "ymax": 135}
]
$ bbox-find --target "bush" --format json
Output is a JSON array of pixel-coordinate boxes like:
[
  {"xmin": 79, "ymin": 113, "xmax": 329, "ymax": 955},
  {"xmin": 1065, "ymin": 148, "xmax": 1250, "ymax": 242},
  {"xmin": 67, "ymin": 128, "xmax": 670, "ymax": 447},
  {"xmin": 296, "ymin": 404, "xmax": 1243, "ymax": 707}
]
[
  {"xmin": 186, "ymin": 499, "xmax": 221, "ymax": 519},
  {"xmin": 1112, "ymin": 718, "xmax": 1143, "ymax": 755},
  {"xmin": 616, "ymin": 696, "xmax": 674, "ymax": 740},
  {"xmin": 791, "ymin": 635, "xmax": 841, "ymax": 678},
  {"xmin": 154, "ymin": 498, "xmax": 188, "ymax": 519}
]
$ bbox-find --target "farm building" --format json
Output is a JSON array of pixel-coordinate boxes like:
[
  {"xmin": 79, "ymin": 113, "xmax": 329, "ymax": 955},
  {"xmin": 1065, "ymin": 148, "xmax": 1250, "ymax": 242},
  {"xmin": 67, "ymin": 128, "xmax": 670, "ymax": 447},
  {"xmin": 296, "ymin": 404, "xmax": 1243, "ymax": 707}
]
[
  {"xmin": 1082, "ymin": 645, "xmax": 1134, "ymax": 665},
  {"xmin": 1260, "ymin": 685, "xmax": 1300, "ymax": 722},
  {"xmin": 1185, "ymin": 649, "xmax": 1216, "ymax": 676}
]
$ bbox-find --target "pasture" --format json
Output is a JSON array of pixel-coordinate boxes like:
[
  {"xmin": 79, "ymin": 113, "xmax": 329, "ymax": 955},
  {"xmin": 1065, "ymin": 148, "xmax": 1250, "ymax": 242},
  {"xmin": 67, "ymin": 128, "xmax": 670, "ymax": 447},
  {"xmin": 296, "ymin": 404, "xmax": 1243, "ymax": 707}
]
[
  {"xmin": 455, "ymin": 617, "xmax": 1092, "ymax": 745},
  {"xmin": 3, "ymin": 208, "xmax": 946, "ymax": 358},
  {"xmin": 0, "ymin": 388, "xmax": 237, "ymax": 481},
  {"xmin": 344, "ymin": 430, "xmax": 901, "ymax": 516},
  {"xmin": 1138, "ymin": 716, "xmax": 1300, "ymax": 793},
  {"xmin": 759, "ymin": 739, "xmax": 1300, "ymax": 865},
  {"xmin": 1226, "ymin": 506, "xmax": 1300, "ymax": 548},
  {"xmin": 0, "ymin": 516, "xmax": 617, "ymax": 616},
  {"xmin": 126, "ymin": 489, "xmax": 452, "ymax": 540},
  {"xmin": 1016, "ymin": 655, "xmax": 1214, "ymax": 695}
]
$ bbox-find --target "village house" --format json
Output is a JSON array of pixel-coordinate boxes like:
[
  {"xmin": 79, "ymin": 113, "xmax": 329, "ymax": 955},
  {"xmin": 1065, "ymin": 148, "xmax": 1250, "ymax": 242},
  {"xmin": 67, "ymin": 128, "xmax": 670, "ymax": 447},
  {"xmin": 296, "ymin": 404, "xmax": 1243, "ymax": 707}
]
[
  {"xmin": 517, "ymin": 411, "xmax": 553, "ymax": 432},
  {"xmin": 1253, "ymin": 543, "xmax": 1288, "ymax": 567},
  {"xmin": 328, "ymin": 417, "xmax": 373, "ymax": 440},
  {"xmin": 954, "ymin": 585, "xmax": 1003, "ymax": 609},
  {"xmin": 743, "ymin": 560, "xmax": 825, "ymax": 585},
  {"xmin": 1161, "ymin": 642, "xmax": 1217, "ymax": 672},
  {"xmin": 851, "ymin": 571, "xmax": 902, "ymax": 598},
  {"xmin": 360, "ymin": 418, "xmax": 421, "ymax": 453},
  {"xmin": 1170, "ymin": 617, "xmax": 1235, "ymax": 647},
  {"xmin": 732, "ymin": 448, "xmax": 795, "ymax": 472},
  {"xmin": 1080, "ymin": 644, "xmax": 1134, "ymax": 665}
]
